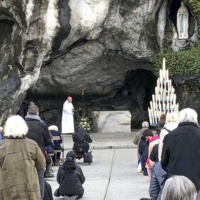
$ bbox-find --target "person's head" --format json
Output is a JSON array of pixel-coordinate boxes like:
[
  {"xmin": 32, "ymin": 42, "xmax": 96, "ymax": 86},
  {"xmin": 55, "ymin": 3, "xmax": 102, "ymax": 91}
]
[
  {"xmin": 27, "ymin": 105, "xmax": 39, "ymax": 116},
  {"xmin": 63, "ymin": 151, "xmax": 77, "ymax": 173},
  {"xmin": 179, "ymin": 108, "xmax": 198, "ymax": 124},
  {"xmin": 48, "ymin": 125, "xmax": 58, "ymax": 132},
  {"xmin": 161, "ymin": 176, "xmax": 197, "ymax": 200},
  {"xmin": 166, "ymin": 112, "xmax": 178, "ymax": 123},
  {"xmin": 143, "ymin": 129, "xmax": 153, "ymax": 140},
  {"xmin": 4, "ymin": 115, "xmax": 28, "ymax": 138},
  {"xmin": 67, "ymin": 96, "xmax": 72, "ymax": 103},
  {"xmin": 78, "ymin": 127, "xmax": 87, "ymax": 134},
  {"xmin": 159, "ymin": 114, "xmax": 166, "ymax": 122},
  {"xmin": 142, "ymin": 121, "xmax": 149, "ymax": 128}
]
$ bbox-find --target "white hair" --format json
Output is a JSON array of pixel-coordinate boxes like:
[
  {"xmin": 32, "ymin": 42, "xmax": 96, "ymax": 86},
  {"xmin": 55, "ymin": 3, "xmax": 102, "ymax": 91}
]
[
  {"xmin": 142, "ymin": 121, "xmax": 149, "ymax": 128},
  {"xmin": 4, "ymin": 115, "xmax": 28, "ymax": 138},
  {"xmin": 48, "ymin": 125, "xmax": 58, "ymax": 131},
  {"xmin": 179, "ymin": 108, "xmax": 198, "ymax": 124},
  {"xmin": 162, "ymin": 176, "xmax": 197, "ymax": 200},
  {"xmin": 166, "ymin": 112, "xmax": 178, "ymax": 123}
]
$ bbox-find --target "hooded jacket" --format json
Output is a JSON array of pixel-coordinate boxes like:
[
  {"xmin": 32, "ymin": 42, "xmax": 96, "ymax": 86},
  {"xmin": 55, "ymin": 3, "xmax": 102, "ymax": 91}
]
[{"xmin": 57, "ymin": 164, "xmax": 85, "ymax": 196}]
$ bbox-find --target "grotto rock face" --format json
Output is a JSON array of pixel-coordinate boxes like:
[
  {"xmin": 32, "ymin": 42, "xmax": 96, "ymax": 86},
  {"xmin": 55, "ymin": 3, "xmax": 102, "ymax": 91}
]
[{"xmin": 0, "ymin": 0, "xmax": 199, "ymax": 127}]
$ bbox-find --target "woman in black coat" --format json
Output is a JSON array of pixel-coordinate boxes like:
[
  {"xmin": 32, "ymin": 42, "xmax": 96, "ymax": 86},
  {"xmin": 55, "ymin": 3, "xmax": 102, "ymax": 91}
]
[
  {"xmin": 161, "ymin": 108, "xmax": 200, "ymax": 192},
  {"xmin": 54, "ymin": 151, "xmax": 85, "ymax": 199}
]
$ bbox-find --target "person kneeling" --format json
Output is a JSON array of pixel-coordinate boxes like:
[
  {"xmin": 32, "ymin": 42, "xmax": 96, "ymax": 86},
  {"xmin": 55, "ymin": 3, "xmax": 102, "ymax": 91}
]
[{"xmin": 54, "ymin": 151, "xmax": 85, "ymax": 200}]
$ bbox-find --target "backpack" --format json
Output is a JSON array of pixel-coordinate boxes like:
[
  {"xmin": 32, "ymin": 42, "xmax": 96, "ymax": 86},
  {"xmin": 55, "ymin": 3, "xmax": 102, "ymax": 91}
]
[{"xmin": 44, "ymin": 181, "xmax": 53, "ymax": 200}]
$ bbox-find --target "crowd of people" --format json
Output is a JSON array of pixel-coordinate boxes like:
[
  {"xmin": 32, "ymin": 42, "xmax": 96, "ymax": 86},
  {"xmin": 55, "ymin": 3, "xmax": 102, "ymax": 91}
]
[
  {"xmin": 0, "ymin": 103, "xmax": 92, "ymax": 200},
  {"xmin": 1, "ymin": 98, "xmax": 200, "ymax": 200},
  {"xmin": 135, "ymin": 108, "xmax": 200, "ymax": 200}
]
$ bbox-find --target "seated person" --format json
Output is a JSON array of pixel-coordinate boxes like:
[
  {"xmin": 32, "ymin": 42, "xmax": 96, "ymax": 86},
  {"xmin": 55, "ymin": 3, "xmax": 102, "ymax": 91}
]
[
  {"xmin": 48, "ymin": 125, "xmax": 63, "ymax": 165},
  {"xmin": 72, "ymin": 128, "xmax": 92, "ymax": 155},
  {"xmin": 54, "ymin": 151, "xmax": 85, "ymax": 200}
]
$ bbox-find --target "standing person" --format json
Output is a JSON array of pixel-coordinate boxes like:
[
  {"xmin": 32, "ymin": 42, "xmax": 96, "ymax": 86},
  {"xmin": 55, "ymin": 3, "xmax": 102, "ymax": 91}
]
[
  {"xmin": 156, "ymin": 114, "xmax": 166, "ymax": 135},
  {"xmin": 161, "ymin": 108, "xmax": 200, "ymax": 191},
  {"xmin": 0, "ymin": 115, "xmax": 45, "ymax": 200},
  {"xmin": 133, "ymin": 121, "xmax": 149, "ymax": 161},
  {"xmin": 139, "ymin": 129, "xmax": 153, "ymax": 176},
  {"xmin": 25, "ymin": 104, "xmax": 52, "ymax": 199},
  {"xmin": 62, "ymin": 96, "xmax": 75, "ymax": 134},
  {"xmin": 158, "ymin": 112, "xmax": 178, "ymax": 161},
  {"xmin": 149, "ymin": 144, "xmax": 166, "ymax": 200},
  {"xmin": 54, "ymin": 151, "xmax": 85, "ymax": 200},
  {"xmin": 146, "ymin": 132, "xmax": 160, "ymax": 181}
]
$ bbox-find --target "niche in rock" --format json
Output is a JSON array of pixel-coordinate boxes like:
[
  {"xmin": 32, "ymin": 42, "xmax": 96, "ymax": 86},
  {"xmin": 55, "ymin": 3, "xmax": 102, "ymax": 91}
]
[{"xmin": 169, "ymin": 0, "xmax": 195, "ymax": 38}]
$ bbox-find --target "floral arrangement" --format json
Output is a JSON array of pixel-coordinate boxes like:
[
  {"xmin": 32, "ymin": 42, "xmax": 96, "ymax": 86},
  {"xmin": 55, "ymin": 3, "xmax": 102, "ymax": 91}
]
[{"xmin": 77, "ymin": 117, "xmax": 92, "ymax": 132}]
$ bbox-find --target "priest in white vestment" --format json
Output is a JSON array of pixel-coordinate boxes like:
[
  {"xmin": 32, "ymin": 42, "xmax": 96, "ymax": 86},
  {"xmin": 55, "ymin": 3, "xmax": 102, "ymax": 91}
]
[{"xmin": 62, "ymin": 96, "xmax": 75, "ymax": 134}]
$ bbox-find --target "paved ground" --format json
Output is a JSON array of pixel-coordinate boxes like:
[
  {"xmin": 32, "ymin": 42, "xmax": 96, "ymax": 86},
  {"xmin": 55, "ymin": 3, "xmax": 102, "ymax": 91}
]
[{"xmin": 46, "ymin": 131, "xmax": 150, "ymax": 200}]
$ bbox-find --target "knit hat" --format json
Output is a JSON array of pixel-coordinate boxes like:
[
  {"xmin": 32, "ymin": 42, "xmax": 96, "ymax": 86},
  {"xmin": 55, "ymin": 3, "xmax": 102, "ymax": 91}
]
[{"xmin": 143, "ymin": 129, "xmax": 153, "ymax": 137}]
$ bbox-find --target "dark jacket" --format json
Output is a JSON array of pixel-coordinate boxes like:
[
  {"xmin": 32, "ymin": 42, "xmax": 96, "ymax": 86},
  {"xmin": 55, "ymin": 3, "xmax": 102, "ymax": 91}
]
[
  {"xmin": 50, "ymin": 130, "xmax": 63, "ymax": 150},
  {"xmin": 149, "ymin": 144, "xmax": 166, "ymax": 200},
  {"xmin": 25, "ymin": 116, "xmax": 51, "ymax": 154},
  {"xmin": 161, "ymin": 122, "xmax": 200, "ymax": 191},
  {"xmin": 149, "ymin": 161, "xmax": 166, "ymax": 200},
  {"xmin": 73, "ymin": 133, "xmax": 92, "ymax": 153},
  {"xmin": 57, "ymin": 164, "xmax": 85, "ymax": 196},
  {"xmin": 156, "ymin": 121, "xmax": 165, "ymax": 135},
  {"xmin": 139, "ymin": 136, "xmax": 149, "ymax": 166}
]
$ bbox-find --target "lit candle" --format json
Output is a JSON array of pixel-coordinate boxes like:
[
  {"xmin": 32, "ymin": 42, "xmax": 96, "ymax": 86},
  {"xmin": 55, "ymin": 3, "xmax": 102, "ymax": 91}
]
[
  {"xmin": 157, "ymin": 79, "xmax": 159, "ymax": 88},
  {"xmin": 148, "ymin": 108, "xmax": 152, "ymax": 124},
  {"xmin": 163, "ymin": 68, "xmax": 165, "ymax": 80},
  {"xmin": 160, "ymin": 69, "xmax": 163, "ymax": 82},
  {"xmin": 166, "ymin": 69, "xmax": 169, "ymax": 82},
  {"xmin": 152, "ymin": 95, "xmax": 155, "ymax": 104},
  {"xmin": 163, "ymin": 57, "xmax": 166, "ymax": 71},
  {"xmin": 174, "ymin": 94, "xmax": 176, "ymax": 104},
  {"xmin": 169, "ymin": 80, "xmax": 171, "ymax": 92}
]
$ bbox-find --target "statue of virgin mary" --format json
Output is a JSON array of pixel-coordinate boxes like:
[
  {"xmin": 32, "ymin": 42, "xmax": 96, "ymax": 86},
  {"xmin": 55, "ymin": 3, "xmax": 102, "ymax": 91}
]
[{"xmin": 177, "ymin": 2, "xmax": 189, "ymax": 39}]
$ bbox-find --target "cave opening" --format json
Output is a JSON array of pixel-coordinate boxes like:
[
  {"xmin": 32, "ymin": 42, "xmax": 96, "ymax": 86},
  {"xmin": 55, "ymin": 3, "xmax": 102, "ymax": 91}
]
[
  {"xmin": 109, "ymin": 69, "xmax": 157, "ymax": 128},
  {"xmin": 23, "ymin": 69, "xmax": 157, "ymax": 130}
]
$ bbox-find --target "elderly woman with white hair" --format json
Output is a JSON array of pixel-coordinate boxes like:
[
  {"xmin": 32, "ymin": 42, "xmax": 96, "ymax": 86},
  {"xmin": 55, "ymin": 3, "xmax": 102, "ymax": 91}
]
[
  {"xmin": 161, "ymin": 108, "xmax": 200, "ymax": 191},
  {"xmin": 0, "ymin": 115, "xmax": 45, "ymax": 200},
  {"xmin": 48, "ymin": 125, "xmax": 63, "ymax": 166},
  {"xmin": 161, "ymin": 175, "xmax": 197, "ymax": 200},
  {"xmin": 158, "ymin": 112, "xmax": 178, "ymax": 161}
]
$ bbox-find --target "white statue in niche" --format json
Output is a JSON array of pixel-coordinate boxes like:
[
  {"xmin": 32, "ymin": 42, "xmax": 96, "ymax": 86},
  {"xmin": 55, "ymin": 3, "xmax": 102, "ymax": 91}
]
[{"xmin": 177, "ymin": 2, "xmax": 189, "ymax": 39}]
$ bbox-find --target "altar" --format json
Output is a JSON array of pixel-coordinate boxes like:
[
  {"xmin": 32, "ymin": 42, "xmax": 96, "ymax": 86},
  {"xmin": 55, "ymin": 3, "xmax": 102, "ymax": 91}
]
[{"xmin": 93, "ymin": 111, "xmax": 131, "ymax": 133}]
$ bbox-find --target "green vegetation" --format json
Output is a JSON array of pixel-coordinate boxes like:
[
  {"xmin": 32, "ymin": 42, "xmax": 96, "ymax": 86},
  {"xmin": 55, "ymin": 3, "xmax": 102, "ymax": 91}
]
[
  {"xmin": 151, "ymin": 46, "xmax": 200, "ymax": 76},
  {"xmin": 151, "ymin": 1, "xmax": 200, "ymax": 76}
]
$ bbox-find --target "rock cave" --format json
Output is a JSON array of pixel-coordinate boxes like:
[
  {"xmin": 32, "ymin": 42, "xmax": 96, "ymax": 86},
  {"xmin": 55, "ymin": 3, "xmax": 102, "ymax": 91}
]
[{"xmin": 0, "ymin": 0, "xmax": 199, "ymax": 129}]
